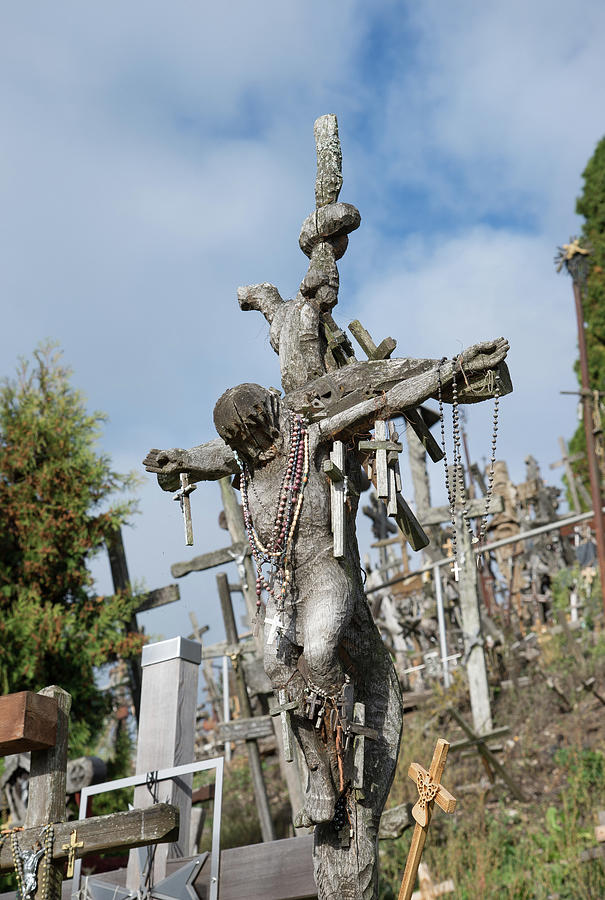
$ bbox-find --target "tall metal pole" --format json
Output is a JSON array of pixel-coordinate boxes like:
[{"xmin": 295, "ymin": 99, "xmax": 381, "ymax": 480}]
[{"xmin": 572, "ymin": 279, "xmax": 605, "ymax": 616}]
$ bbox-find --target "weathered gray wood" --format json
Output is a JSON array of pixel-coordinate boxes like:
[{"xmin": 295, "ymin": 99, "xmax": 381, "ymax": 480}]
[
  {"xmin": 378, "ymin": 803, "xmax": 414, "ymax": 840},
  {"xmin": 352, "ymin": 703, "xmax": 365, "ymax": 791},
  {"xmin": 24, "ymin": 686, "xmax": 71, "ymax": 900},
  {"xmin": 135, "ymin": 583, "xmax": 180, "ymax": 612},
  {"xmin": 219, "ymin": 835, "xmax": 316, "ymax": 900},
  {"xmin": 217, "ymin": 716, "xmax": 274, "ymax": 743},
  {"xmin": 0, "ymin": 692, "xmax": 57, "ymax": 756},
  {"xmin": 171, "ymin": 542, "xmax": 249, "ymax": 579},
  {"xmin": 106, "ymin": 525, "xmax": 142, "ymax": 719},
  {"xmin": 127, "ymin": 638, "xmax": 200, "ymax": 888},
  {"xmin": 144, "ymin": 114, "xmax": 512, "ymax": 900},
  {"xmin": 348, "ymin": 320, "xmax": 396, "ymax": 360},
  {"xmin": 447, "ymin": 707, "xmax": 526, "ymax": 801},
  {"xmin": 0, "ymin": 805, "xmax": 179, "ymax": 873},
  {"xmin": 202, "ymin": 639, "xmax": 256, "ymax": 660},
  {"xmin": 455, "ymin": 511, "xmax": 493, "ymax": 735},
  {"xmin": 26, "ymin": 687, "xmax": 70, "ymax": 828},
  {"xmin": 402, "ymin": 408, "xmax": 443, "ymax": 463},
  {"xmin": 217, "ymin": 572, "xmax": 276, "ymax": 843},
  {"xmin": 329, "ymin": 440, "xmax": 345, "ymax": 557}
]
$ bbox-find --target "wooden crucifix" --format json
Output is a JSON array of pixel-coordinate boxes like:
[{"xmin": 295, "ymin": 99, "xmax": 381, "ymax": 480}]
[
  {"xmin": 398, "ymin": 739, "xmax": 456, "ymax": 900},
  {"xmin": 143, "ymin": 114, "xmax": 510, "ymax": 899},
  {"xmin": 0, "ymin": 687, "xmax": 178, "ymax": 900}
]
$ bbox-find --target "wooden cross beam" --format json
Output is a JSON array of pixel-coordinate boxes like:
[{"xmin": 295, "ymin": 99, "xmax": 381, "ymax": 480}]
[
  {"xmin": 171, "ymin": 541, "xmax": 250, "ymax": 579},
  {"xmin": 269, "ymin": 690, "xmax": 298, "ymax": 763},
  {"xmin": 0, "ymin": 686, "xmax": 179, "ymax": 900},
  {"xmin": 0, "ymin": 692, "xmax": 57, "ymax": 756},
  {"xmin": 447, "ymin": 706, "xmax": 526, "ymax": 801},
  {"xmin": 348, "ymin": 319, "xmax": 397, "ymax": 360},
  {"xmin": 398, "ymin": 739, "xmax": 456, "ymax": 900}
]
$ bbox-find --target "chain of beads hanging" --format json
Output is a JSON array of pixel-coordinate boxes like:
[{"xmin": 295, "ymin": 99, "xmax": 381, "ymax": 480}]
[
  {"xmin": 437, "ymin": 358, "xmax": 500, "ymax": 575},
  {"xmin": 236, "ymin": 412, "xmax": 310, "ymax": 623}
]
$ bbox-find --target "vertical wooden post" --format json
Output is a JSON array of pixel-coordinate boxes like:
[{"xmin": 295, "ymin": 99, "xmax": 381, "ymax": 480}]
[
  {"xmin": 216, "ymin": 572, "xmax": 276, "ymax": 843},
  {"xmin": 126, "ymin": 636, "xmax": 201, "ymax": 889},
  {"xmin": 219, "ymin": 476, "xmax": 305, "ymax": 824},
  {"xmin": 457, "ymin": 513, "xmax": 493, "ymax": 735},
  {"xmin": 26, "ymin": 686, "xmax": 71, "ymax": 900},
  {"xmin": 106, "ymin": 524, "xmax": 142, "ymax": 720}
]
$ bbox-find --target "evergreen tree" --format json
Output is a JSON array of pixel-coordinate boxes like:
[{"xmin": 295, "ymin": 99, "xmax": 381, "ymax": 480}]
[
  {"xmin": 0, "ymin": 343, "xmax": 143, "ymax": 753},
  {"xmin": 568, "ymin": 138, "xmax": 605, "ymax": 502}
]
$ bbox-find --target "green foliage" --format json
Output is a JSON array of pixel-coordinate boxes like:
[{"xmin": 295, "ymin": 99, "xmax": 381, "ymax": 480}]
[
  {"xmin": 0, "ymin": 343, "xmax": 144, "ymax": 755},
  {"xmin": 569, "ymin": 137, "xmax": 605, "ymax": 500}
]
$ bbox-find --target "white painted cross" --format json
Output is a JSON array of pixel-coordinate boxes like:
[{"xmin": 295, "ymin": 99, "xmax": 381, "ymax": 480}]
[{"xmin": 265, "ymin": 613, "xmax": 286, "ymax": 644}]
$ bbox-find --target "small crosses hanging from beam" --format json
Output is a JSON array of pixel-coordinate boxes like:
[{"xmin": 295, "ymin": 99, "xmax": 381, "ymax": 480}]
[{"xmin": 61, "ymin": 830, "xmax": 83, "ymax": 879}]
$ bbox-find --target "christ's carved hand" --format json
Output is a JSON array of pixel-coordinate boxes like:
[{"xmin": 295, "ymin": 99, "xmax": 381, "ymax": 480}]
[
  {"xmin": 460, "ymin": 337, "xmax": 509, "ymax": 374},
  {"xmin": 142, "ymin": 448, "xmax": 187, "ymax": 475}
]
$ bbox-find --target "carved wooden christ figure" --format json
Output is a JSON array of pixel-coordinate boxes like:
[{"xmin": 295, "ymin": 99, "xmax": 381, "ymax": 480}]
[
  {"xmin": 143, "ymin": 114, "xmax": 511, "ymax": 899},
  {"xmin": 143, "ymin": 347, "xmax": 509, "ymax": 794}
]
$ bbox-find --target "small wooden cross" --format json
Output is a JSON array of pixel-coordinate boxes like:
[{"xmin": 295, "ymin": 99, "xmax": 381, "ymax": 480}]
[
  {"xmin": 398, "ymin": 739, "xmax": 457, "ymax": 900},
  {"xmin": 61, "ymin": 830, "xmax": 83, "ymax": 879},
  {"xmin": 173, "ymin": 472, "xmax": 196, "ymax": 546},
  {"xmin": 269, "ymin": 690, "xmax": 298, "ymax": 762},
  {"xmin": 323, "ymin": 440, "xmax": 346, "ymax": 557}
]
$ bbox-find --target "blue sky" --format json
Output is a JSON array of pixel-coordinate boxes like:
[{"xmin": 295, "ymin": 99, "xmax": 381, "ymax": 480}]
[{"xmin": 2, "ymin": 1, "xmax": 605, "ymax": 652}]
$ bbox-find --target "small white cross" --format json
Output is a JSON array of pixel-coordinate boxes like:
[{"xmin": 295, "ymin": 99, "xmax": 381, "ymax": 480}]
[
  {"xmin": 451, "ymin": 560, "xmax": 460, "ymax": 582},
  {"xmin": 265, "ymin": 613, "xmax": 285, "ymax": 644}
]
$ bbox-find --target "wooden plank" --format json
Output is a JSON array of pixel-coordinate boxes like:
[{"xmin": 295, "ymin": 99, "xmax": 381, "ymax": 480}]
[
  {"xmin": 402, "ymin": 408, "xmax": 443, "ymax": 463},
  {"xmin": 219, "ymin": 835, "xmax": 316, "ymax": 900},
  {"xmin": 0, "ymin": 691, "xmax": 58, "ymax": 756},
  {"xmin": 447, "ymin": 707, "xmax": 526, "ymax": 801},
  {"xmin": 374, "ymin": 420, "xmax": 389, "ymax": 498},
  {"xmin": 394, "ymin": 492, "xmax": 430, "ymax": 552},
  {"xmin": 348, "ymin": 320, "xmax": 396, "ymax": 360},
  {"xmin": 135, "ymin": 584, "xmax": 180, "ymax": 612},
  {"xmin": 420, "ymin": 495, "xmax": 503, "ymax": 526},
  {"xmin": 202, "ymin": 639, "xmax": 256, "ymax": 660},
  {"xmin": 26, "ymin": 687, "xmax": 70, "ymax": 828},
  {"xmin": 217, "ymin": 716, "xmax": 274, "ymax": 743},
  {"xmin": 170, "ymin": 542, "xmax": 249, "ymax": 579},
  {"xmin": 0, "ymin": 805, "xmax": 179, "ymax": 872}
]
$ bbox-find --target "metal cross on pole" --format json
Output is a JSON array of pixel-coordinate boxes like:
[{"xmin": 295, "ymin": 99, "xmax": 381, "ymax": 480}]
[{"xmin": 173, "ymin": 473, "xmax": 196, "ymax": 546}]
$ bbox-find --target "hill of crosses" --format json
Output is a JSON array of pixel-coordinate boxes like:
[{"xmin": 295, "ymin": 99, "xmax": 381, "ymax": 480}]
[{"xmin": 144, "ymin": 114, "xmax": 511, "ymax": 900}]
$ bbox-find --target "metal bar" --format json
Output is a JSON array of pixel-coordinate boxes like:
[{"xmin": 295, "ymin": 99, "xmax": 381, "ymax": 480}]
[
  {"xmin": 366, "ymin": 505, "xmax": 605, "ymax": 593},
  {"xmin": 222, "ymin": 655, "xmax": 231, "ymax": 763},
  {"xmin": 434, "ymin": 565, "xmax": 451, "ymax": 688},
  {"xmin": 74, "ymin": 757, "xmax": 224, "ymax": 900}
]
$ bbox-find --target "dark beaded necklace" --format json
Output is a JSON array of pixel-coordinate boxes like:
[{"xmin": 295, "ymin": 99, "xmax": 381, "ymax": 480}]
[{"xmin": 235, "ymin": 412, "xmax": 310, "ymax": 629}]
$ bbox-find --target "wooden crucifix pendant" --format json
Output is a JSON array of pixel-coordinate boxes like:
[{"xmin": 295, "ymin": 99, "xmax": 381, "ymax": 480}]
[
  {"xmin": 323, "ymin": 440, "xmax": 346, "ymax": 558},
  {"xmin": 173, "ymin": 473, "xmax": 196, "ymax": 546}
]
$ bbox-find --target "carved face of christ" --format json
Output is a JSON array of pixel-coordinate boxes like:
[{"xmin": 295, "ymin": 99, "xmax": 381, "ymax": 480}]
[{"xmin": 213, "ymin": 383, "xmax": 284, "ymax": 466}]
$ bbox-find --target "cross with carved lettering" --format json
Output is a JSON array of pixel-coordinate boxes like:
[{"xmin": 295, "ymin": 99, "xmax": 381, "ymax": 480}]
[{"xmin": 398, "ymin": 738, "xmax": 457, "ymax": 900}]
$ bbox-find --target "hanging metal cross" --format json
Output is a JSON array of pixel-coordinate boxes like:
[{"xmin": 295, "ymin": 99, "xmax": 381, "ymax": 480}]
[
  {"xmin": 264, "ymin": 612, "xmax": 286, "ymax": 644},
  {"xmin": 173, "ymin": 473, "xmax": 196, "ymax": 546},
  {"xmin": 61, "ymin": 830, "xmax": 83, "ymax": 879}
]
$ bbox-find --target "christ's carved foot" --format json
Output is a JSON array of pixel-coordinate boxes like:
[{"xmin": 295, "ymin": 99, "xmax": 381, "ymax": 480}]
[
  {"xmin": 295, "ymin": 793, "xmax": 336, "ymax": 827},
  {"xmin": 294, "ymin": 769, "xmax": 337, "ymax": 826}
]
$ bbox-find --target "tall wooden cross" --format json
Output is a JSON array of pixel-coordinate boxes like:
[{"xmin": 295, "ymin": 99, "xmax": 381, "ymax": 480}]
[
  {"xmin": 398, "ymin": 739, "xmax": 457, "ymax": 900},
  {"xmin": 0, "ymin": 687, "xmax": 179, "ymax": 900},
  {"xmin": 143, "ymin": 114, "xmax": 510, "ymax": 900}
]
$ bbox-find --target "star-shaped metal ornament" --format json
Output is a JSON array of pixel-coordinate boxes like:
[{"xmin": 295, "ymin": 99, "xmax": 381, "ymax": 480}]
[{"xmin": 85, "ymin": 854, "xmax": 207, "ymax": 900}]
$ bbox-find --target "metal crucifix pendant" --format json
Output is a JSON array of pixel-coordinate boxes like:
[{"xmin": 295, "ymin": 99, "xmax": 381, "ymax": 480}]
[
  {"xmin": 173, "ymin": 473, "xmax": 196, "ymax": 546},
  {"xmin": 265, "ymin": 612, "xmax": 285, "ymax": 645}
]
